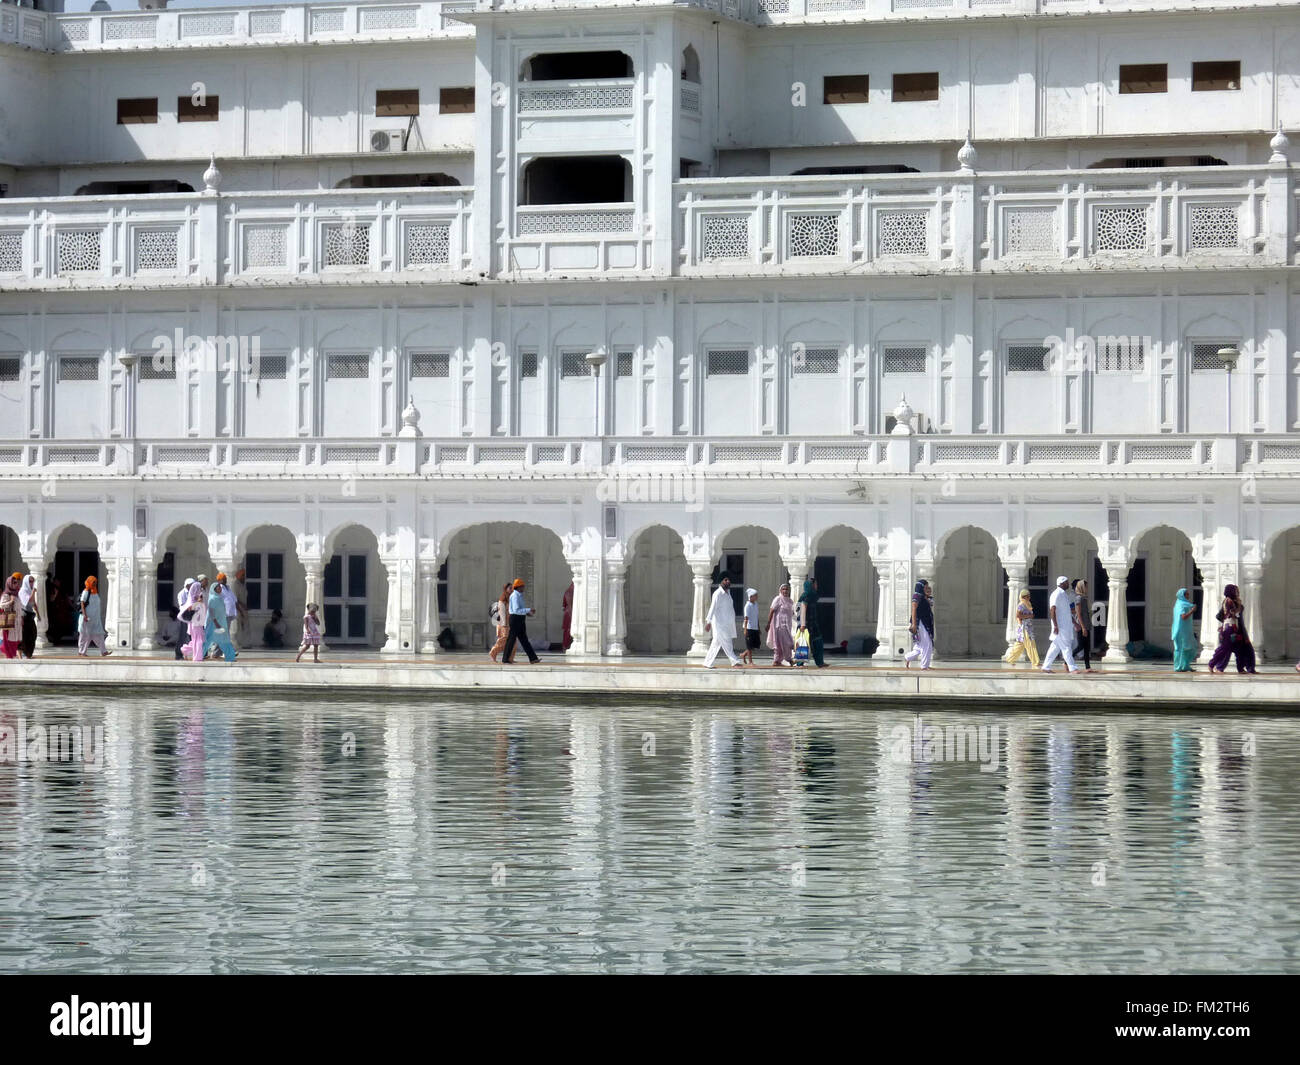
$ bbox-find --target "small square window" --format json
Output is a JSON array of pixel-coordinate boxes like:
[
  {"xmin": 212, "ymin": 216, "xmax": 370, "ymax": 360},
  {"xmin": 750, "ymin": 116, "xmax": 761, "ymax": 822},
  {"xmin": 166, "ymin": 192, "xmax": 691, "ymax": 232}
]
[
  {"xmin": 1099, "ymin": 339, "xmax": 1146, "ymax": 373},
  {"xmin": 440, "ymin": 87, "xmax": 475, "ymax": 114},
  {"xmin": 1006, "ymin": 345, "xmax": 1050, "ymax": 373},
  {"xmin": 892, "ymin": 73, "xmax": 938, "ymax": 103},
  {"xmin": 616, "ymin": 352, "xmax": 634, "ymax": 378},
  {"xmin": 520, "ymin": 352, "xmax": 538, "ymax": 379},
  {"xmin": 561, "ymin": 352, "xmax": 588, "ymax": 378},
  {"xmin": 1119, "ymin": 64, "xmax": 1167, "ymax": 95},
  {"xmin": 792, "ymin": 347, "xmax": 840, "ymax": 375},
  {"xmin": 411, "ymin": 352, "xmax": 450, "ymax": 378},
  {"xmin": 883, "ymin": 346, "xmax": 927, "ymax": 374},
  {"xmin": 254, "ymin": 354, "xmax": 288, "ymax": 380},
  {"xmin": 0, "ymin": 356, "xmax": 19, "ymax": 382},
  {"xmin": 1191, "ymin": 342, "xmax": 1235, "ymax": 371},
  {"xmin": 1192, "ymin": 61, "xmax": 1240, "ymax": 92},
  {"xmin": 138, "ymin": 356, "xmax": 176, "ymax": 380},
  {"xmin": 60, "ymin": 356, "xmax": 100, "ymax": 381},
  {"xmin": 117, "ymin": 98, "xmax": 158, "ymax": 125},
  {"xmin": 377, "ymin": 89, "xmax": 420, "ymax": 117},
  {"xmin": 326, "ymin": 354, "xmax": 370, "ymax": 380},
  {"xmin": 707, "ymin": 350, "xmax": 748, "ymax": 376},
  {"xmin": 824, "ymin": 75, "xmax": 869, "ymax": 105},
  {"xmin": 177, "ymin": 95, "xmax": 219, "ymax": 122}
]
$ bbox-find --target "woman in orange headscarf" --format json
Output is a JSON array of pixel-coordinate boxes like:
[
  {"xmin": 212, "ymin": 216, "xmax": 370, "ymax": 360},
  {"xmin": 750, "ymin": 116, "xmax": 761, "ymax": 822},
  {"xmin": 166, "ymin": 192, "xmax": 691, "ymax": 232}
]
[
  {"xmin": 77, "ymin": 574, "xmax": 111, "ymax": 657},
  {"xmin": 0, "ymin": 572, "xmax": 22, "ymax": 659}
]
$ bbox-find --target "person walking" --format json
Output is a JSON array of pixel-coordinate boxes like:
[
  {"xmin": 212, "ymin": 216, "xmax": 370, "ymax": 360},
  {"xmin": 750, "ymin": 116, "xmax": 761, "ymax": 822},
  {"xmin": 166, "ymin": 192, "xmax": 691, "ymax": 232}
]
[
  {"xmin": 1172, "ymin": 587, "xmax": 1197, "ymax": 672},
  {"xmin": 1040, "ymin": 575, "xmax": 1078, "ymax": 674},
  {"xmin": 18, "ymin": 573, "xmax": 39, "ymax": 659},
  {"xmin": 0, "ymin": 573, "xmax": 21, "ymax": 659},
  {"xmin": 1072, "ymin": 578, "xmax": 1097, "ymax": 673},
  {"xmin": 1004, "ymin": 590, "xmax": 1039, "ymax": 667},
  {"xmin": 703, "ymin": 573, "xmax": 742, "ymax": 668},
  {"xmin": 488, "ymin": 583, "xmax": 512, "ymax": 663},
  {"xmin": 296, "ymin": 603, "xmax": 322, "ymax": 663},
  {"xmin": 182, "ymin": 577, "xmax": 208, "ymax": 662},
  {"xmin": 1208, "ymin": 584, "xmax": 1257, "ymax": 674},
  {"xmin": 77, "ymin": 575, "xmax": 111, "ymax": 657},
  {"xmin": 797, "ymin": 577, "xmax": 826, "ymax": 668},
  {"xmin": 741, "ymin": 588, "xmax": 760, "ymax": 665},
  {"xmin": 502, "ymin": 578, "xmax": 541, "ymax": 665},
  {"xmin": 208, "ymin": 573, "xmax": 239, "ymax": 660},
  {"xmin": 206, "ymin": 577, "xmax": 239, "ymax": 665},
  {"xmin": 765, "ymin": 582, "xmax": 796, "ymax": 667},
  {"xmin": 903, "ymin": 579, "xmax": 934, "ymax": 670}
]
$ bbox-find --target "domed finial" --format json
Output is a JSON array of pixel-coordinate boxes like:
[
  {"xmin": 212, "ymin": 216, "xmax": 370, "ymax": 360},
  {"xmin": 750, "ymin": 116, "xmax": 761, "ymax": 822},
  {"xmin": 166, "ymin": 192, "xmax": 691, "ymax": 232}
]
[
  {"xmin": 891, "ymin": 394, "xmax": 914, "ymax": 436},
  {"xmin": 399, "ymin": 398, "xmax": 423, "ymax": 437},
  {"xmin": 1269, "ymin": 126, "xmax": 1290, "ymax": 165},
  {"xmin": 957, "ymin": 132, "xmax": 977, "ymax": 173},
  {"xmin": 202, "ymin": 154, "xmax": 222, "ymax": 194}
]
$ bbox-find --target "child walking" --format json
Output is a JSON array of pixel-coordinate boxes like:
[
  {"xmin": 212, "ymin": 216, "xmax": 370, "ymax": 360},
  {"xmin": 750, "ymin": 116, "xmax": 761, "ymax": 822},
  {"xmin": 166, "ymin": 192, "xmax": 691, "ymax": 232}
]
[
  {"xmin": 296, "ymin": 603, "xmax": 322, "ymax": 663},
  {"xmin": 741, "ymin": 587, "xmax": 760, "ymax": 665}
]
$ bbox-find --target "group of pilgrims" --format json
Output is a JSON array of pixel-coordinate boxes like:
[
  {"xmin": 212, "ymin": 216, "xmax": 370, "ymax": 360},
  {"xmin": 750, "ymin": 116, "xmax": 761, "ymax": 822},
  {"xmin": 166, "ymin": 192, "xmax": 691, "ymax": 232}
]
[{"xmin": 702, "ymin": 573, "xmax": 829, "ymax": 668}]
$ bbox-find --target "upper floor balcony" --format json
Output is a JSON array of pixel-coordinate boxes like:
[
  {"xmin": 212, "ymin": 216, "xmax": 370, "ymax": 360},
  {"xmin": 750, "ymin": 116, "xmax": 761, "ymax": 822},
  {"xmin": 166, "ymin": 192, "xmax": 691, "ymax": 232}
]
[{"xmin": 0, "ymin": 155, "xmax": 1293, "ymax": 288}]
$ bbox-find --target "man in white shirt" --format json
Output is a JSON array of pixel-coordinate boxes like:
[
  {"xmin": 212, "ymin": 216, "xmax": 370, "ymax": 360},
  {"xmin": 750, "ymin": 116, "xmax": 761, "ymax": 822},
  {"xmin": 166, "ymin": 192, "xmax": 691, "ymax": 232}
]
[
  {"xmin": 1041, "ymin": 575, "xmax": 1079, "ymax": 674},
  {"xmin": 703, "ymin": 573, "xmax": 742, "ymax": 668}
]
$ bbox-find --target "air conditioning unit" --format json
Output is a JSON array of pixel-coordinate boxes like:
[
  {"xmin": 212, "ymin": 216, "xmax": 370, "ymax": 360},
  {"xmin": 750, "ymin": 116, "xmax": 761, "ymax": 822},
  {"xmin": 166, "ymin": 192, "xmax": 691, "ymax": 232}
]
[{"xmin": 369, "ymin": 129, "xmax": 407, "ymax": 153}]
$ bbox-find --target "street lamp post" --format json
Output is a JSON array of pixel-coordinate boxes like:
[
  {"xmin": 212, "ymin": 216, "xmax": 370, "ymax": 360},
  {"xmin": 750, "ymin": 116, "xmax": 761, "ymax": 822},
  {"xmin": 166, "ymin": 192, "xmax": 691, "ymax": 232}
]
[
  {"xmin": 1217, "ymin": 345, "xmax": 1239, "ymax": 434},
  {"xmin": 585, "ymin": 349, "xmax": 607, "ymax": 437}
]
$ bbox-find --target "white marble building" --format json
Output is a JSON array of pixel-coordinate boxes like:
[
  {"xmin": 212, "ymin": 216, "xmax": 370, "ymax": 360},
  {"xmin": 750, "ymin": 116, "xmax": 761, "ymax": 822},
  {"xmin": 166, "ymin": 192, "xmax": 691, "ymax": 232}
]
[{"xmin": 1, "ymin": 0, "xmax": 1299, "ymax": 662}]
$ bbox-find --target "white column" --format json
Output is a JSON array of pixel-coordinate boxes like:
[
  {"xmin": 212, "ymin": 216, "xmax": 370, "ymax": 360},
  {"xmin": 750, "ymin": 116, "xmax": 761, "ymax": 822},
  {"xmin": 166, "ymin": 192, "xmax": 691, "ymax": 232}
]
[
  {"xmin": 381, "ymin": 557, "xmax": 401, "ymax": 654},
  {"xmin": 604, "ymin": 560, "xmax": 627, "ymax": 656},
  {"xmin": 1242, "ymin": 564, "xmax": 1264, "ymax": 663},
  {"xmin": 303, "ymin": 557, "xmax": 327, "ymax": 656},
  {"xmin": 565, "ymin": 555, "xmax": 587, "ymax": 657},
  {"xmin": 103, "ymin": 558, "xmax": 123, "ymax": 651},
  {"xmin": 1003, "ymin": 564, "xmax": 1028, "ymax": 653},
  {"xmin": 783, "ymin": 555, "xmax": 809, "ymax": 595},
  {"xmin": 1103, "ymin": 570, "xmax": 1131, "ymax": 663},
  {"xmin": 418, "ymin": 561, "xmax": 440, "ymax": 654},
  {"xmin": 872, "ymin": 568, "xmax": 892, "ymax": 660},
  {"xmin": 135, "ymin": 560, "xmax": 158, "ymax": 651},
  {"xmin": 687, "ymin": 559, "xmax": 712, "ymax": 658},
  {"xmin": 23, "ymin": 556, "xmax": 49, "ymax": 649},
  {"xmin": 1197, "ymin": 567, "xmax": 1221, "ymax": 665}
]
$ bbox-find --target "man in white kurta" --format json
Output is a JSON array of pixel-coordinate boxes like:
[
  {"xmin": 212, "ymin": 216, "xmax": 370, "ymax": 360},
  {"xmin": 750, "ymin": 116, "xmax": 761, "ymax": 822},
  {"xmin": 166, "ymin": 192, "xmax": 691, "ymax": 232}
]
[
  {"xmin": 703, "ymin": 575, "xmax": 742, "ymax": 667},
  {"xmin": 1041, "ymin": 575, "xmax": 1079, "ymax": 674}
]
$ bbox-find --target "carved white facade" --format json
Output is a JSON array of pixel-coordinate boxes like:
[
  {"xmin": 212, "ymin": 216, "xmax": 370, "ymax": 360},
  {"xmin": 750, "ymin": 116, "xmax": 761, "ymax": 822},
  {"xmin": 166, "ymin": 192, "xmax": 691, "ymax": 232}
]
[{"xmin": 2, "ymin": 0, "xmax": 1300, "ymax": 663}]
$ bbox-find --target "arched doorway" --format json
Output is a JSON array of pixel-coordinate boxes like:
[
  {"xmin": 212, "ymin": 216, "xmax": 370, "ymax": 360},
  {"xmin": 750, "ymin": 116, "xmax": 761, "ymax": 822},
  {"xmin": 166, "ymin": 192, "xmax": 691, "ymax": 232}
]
[
  {"xmin": 625, "ymin": 525, "xmax": 692, "ymax": 654},
  {"xmin": 1262, "ymin": 526, "xmax": 1300, "ymax": 660},
  {"xmin": 935, "ymin": 526, "xmax": 1004, "ymax": 657},
  {"xmin": 440, "ymin": 522, "xmax": 569, "ymax": 653},
  {"xmin": 238, "ymin": 525, "xmax": 306, "ymax": 649},
  {"xmin": 49, "ymin": 523, "xmax": 103, "ymax": 646},
  {"xmin": 1029, "ymin": 526, "xmax": 1104, "ymax": 658},
  {"xmin": 1129, "ymin": 525, "xmax": 1200, "ymax": 655},
  {"xmin": 809, "ymin": 524, "xmax": 880, "ymax": 655},
  {"xmin": 322, "ymin": 524, "xmax": 389, "ymax": 649},
  {"xmin": 710, "ymin": 524, "xmax": 786, "ymax": 643},
  {"xmin": 154, "ymin": 521, "xmax": 214, "ymax": 621}
]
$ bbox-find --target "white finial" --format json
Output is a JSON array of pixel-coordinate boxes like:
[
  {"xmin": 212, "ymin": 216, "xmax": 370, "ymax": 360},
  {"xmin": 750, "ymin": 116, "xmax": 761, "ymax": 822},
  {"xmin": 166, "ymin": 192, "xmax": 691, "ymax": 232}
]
[
  {"xmin": 399, "ymin": 398, "xmax": 423, "ymax": 437},
  {"xmin": 1269, "ymin": 126, "xmax": 1290, "ymax": 165},
  {"xmin": 957, "ymin": 132, "xmax": 977, "ymax": 173},
  {"xmin": 202, "ymin": 154, "xmax": 222, "ymax": 194},
  {"xmin": 891, "ymin": 394, "xmax": 914, "ymax": 436}
]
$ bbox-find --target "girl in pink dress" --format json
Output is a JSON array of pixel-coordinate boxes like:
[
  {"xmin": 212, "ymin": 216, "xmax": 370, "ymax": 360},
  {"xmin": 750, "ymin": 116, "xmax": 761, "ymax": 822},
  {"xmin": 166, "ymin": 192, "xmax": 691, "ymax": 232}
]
[{"xmin": 296, "ymin": 603, "xmax": 322, "ymax": 663}]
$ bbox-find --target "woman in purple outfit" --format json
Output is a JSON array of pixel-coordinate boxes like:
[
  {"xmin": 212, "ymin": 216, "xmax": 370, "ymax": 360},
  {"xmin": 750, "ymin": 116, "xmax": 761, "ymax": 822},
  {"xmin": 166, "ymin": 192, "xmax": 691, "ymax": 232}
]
[{"xmin": 1207, "ymin": 583, "xmax": 1257, "ymax": 674}]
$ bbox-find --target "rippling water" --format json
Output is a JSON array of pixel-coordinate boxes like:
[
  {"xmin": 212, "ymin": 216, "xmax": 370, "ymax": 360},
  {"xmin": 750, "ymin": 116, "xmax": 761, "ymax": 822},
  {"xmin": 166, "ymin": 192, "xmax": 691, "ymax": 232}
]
[{"xmin": 0, "ymin": 694, "xmax": 1296, "ymax": 973}]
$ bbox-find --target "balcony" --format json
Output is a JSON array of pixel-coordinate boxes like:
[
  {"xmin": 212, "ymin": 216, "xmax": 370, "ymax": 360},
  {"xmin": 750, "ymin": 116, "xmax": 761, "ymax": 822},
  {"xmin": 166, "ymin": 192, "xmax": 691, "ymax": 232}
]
[
  {"xmin": 3, "ymin": 433, "xmax": 1297, "ymax": 480},
  {"xmin": 0, "ymin": 186, "xmax": 473, "ymax": 288}
]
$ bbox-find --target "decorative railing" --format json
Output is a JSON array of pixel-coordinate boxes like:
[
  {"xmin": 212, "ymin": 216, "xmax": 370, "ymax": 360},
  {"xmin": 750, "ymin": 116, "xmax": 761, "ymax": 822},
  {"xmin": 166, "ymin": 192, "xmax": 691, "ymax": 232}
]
[
  {"xmin": 504, "ymin": 202, "xmax": 646, "ymax": 275},
  {"xmin": 4, "ymin": 434, "xmax": 1297, "ymax": 479},
  {"xmin": 0, "ymin": 186, "xmax": 473, "ymax": 286},
  {"xmin": 517, "ymin": 79, "xmax": 635, "ymax": 114}
]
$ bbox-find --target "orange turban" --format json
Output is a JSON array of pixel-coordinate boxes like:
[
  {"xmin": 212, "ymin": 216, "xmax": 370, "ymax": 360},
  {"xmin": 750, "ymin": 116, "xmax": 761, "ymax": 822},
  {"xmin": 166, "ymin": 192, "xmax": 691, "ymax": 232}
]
[
  {"xmin": 512, "ymin": 579, "xmax": 524, "ymax": 589},
  {"xmin": 84, "ymin": 576, "xmax": 98, "ymax": 593}
]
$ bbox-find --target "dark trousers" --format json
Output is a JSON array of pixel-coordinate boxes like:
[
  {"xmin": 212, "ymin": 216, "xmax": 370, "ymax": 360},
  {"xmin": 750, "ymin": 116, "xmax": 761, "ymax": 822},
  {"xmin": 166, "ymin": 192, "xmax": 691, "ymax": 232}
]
[
  {"xmin": 502, "ymin": 614, "xmax": 538, "ymax": 664},
  {"xmin": 810, "ymin": 635, "xmax": 825, "ymax": 668},
  {"xmin": 1074, "ymin": 627, "xmax": 1092, "ymax": 670},
  {"xmin": 174, "ymin": 642, "xmax": 185, "ymax": 660},
  {"xmin": 21, "ymin": 613, "xmax": 37, "ymax": 658}
]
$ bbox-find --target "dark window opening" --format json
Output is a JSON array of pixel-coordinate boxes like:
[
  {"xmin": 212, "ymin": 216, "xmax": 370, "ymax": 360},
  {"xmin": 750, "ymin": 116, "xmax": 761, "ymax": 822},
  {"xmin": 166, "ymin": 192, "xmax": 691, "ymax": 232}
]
[
  {"xmin": 1087, "ymin": 156, "xmax": 1226, "ymax": 170},
  {"xmin": 521, "ymin": 155, "xmax": 631, "ymax": 205},
  {"xmin": 824, "ymin": 75, "xmax": 869, "ymax": 105},
  {"xmin": 523, "ymin": 51, "xmax": 633, "ymax": 81},
  {"xmin": 177, "ymin": 95, "xmax": 219, "ymax": 122},
  {"xmin": 520, "ymin": 352, "xmax": 538, "ymax": 379},
  {"xmin": 439, "ymin": 87, "xmax": 475, "ymax": 114},
  {"xmin": 793, "ymin": 164, "xmax": 919, "ymax": 176},
  {"xmin": 1119, "ymin": 63, "xmax": 1167, "ymax": 94},
  {"xmin": 117, "ymin": 98, "xmax": 158, "ymax": 125},
  {"xmin": 680, "ymin": 157, "xmax": 702, "ymax": 179},
  {"xmin": 892, "ymin": 72, "xmax": 938, "ymax": 102},
  {"xmin": 376, "ymin": 89, "xmax": 420, "ymax": 117},
  {"xmin": 681, "ymin": 45, "xmax": 700, "ymax": 84},
  {"xmin": 1192, "ymin": 61, "xmax": 1240, "ymax": 92},
  {"xmin": 75, "ymin": 180, "xmax": 195, "ymax": 195},
  {"xmin": 335, "ymin": 173, "xmax": 460, "ymax": 189}
]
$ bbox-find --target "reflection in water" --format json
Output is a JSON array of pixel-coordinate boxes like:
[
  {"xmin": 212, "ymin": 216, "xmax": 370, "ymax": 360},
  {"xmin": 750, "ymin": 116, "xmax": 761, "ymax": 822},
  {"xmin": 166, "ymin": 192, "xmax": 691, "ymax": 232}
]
[{"xmin": 0, "ymin": 695, "xmax": 1295, "ymax": 974}]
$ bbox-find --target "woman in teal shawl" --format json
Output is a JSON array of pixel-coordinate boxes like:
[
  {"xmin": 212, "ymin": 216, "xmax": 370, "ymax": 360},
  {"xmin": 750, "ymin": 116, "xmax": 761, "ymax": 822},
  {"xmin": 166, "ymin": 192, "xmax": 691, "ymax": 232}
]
[
  {"xmin": 1171, "ymin": 588, "xmax": 1197, "ymax": 672},
  {"xmin": 797, "ymin": 578, "xmax": 825, "ymax": 668}
]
